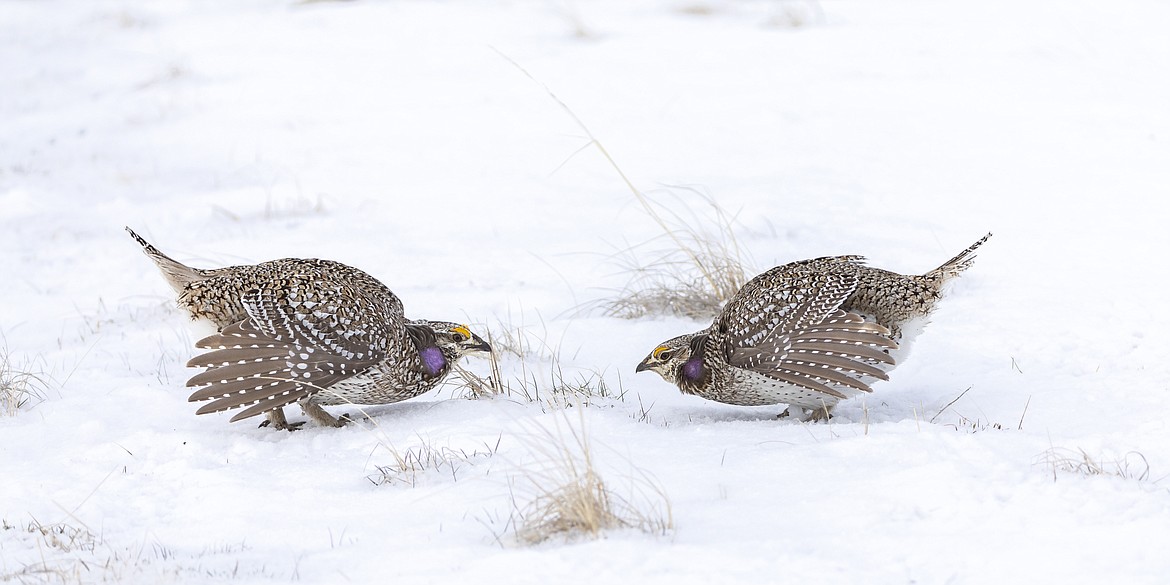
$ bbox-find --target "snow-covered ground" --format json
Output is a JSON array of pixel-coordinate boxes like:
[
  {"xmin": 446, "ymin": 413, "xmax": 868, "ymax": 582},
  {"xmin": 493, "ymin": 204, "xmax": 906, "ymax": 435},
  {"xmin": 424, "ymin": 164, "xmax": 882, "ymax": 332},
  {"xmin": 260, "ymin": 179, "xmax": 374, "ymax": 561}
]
[{"xmin": 2, "ymin": 0, "xmax": 1169, "ymax": 583}]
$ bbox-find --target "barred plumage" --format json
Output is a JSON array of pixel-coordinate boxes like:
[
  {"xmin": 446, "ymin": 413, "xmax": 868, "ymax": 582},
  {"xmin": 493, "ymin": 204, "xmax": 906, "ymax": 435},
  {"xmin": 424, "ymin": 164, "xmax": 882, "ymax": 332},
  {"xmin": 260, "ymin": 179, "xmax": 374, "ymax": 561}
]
[
  {"xmin": 637, "ymin": 234, "xmax": 990, "ymax": 421},
  {"xmin": 127, "ymin": 227, "xmax": 491, "ymax": 430}
]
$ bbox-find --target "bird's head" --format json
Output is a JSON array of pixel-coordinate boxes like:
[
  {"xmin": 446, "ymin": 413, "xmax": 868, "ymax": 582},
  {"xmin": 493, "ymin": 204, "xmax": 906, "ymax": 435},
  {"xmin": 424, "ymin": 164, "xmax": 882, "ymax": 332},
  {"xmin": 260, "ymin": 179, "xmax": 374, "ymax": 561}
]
[
  {"xmin": 636, "ymin": 333, "xmax": 700, "ymax": 385},
  {"xmin": 407, "ymin": 320, "xmax": 492, "ymax": 377},
  {"xmin": 426, "ymin": 321, "xmax": 492, "ymax": 357}
]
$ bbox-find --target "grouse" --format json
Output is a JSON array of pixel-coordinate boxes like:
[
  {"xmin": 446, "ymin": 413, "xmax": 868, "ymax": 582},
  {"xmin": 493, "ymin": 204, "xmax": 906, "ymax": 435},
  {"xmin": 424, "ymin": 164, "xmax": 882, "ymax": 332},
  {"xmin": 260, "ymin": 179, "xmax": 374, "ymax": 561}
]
[
  {"xmin": 127, "ymin": 227, "xmax": 491, "ymax": 429},
  {"xmin": 637, "ymin": 234, "xmax": 990, "ymax": 421}
]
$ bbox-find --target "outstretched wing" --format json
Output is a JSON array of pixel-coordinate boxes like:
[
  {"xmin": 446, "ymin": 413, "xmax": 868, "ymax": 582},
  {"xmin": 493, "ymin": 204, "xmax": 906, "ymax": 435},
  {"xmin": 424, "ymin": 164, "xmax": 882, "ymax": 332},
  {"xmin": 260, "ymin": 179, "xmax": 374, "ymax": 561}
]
[
  {"xmin": 185, "ymin": 274, "xmax": 402, "ymax": 422},
  {"xmin": 730, "ymin": 310, "xmax": 897, "ymax": 398},
  {"xmin": 720, "ymin": 256, "xmax": 898, "ymax": 398}
]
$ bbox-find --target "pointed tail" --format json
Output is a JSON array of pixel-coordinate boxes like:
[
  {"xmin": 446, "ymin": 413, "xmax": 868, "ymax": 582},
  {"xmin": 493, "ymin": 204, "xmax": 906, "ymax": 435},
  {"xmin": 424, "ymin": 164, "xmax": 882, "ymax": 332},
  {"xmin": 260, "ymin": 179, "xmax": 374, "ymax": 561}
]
[
  {"xmin": 125, "ymin": 226, "xmax": 202, "ymax": 294},
  {"xmin": 926, "ymin": 232, "xmax": 992, "ymax": 281}
]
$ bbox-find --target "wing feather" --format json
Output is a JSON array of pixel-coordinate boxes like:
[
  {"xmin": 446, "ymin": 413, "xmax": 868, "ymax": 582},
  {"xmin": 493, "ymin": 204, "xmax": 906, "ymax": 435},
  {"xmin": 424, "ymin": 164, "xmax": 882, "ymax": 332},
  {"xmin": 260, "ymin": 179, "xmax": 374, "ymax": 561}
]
[
  {"xmin": 194, "ymin": 381, "xmax": 307, "ymax": 415},
  {"xmin": 229, "ymin": 389, "xmax": 315, "ymax": 422},
  {"xmin": 767, "ymin": 370, "xmax": 849, "ymax": 400},
  {"xmin": 793, "ymin": 325, "xmax": 898, "ymax": 349},
  {"xmin": 717, "ymin": 257, "xmax": 865, "ymax": 352},
  {"xmin": 183, "ymin": 282, "xmax": 396, "ymax": 421},
  {"xmin": 725, "ymin": 300, "xmax": 898, "ymax": 401},
  {"xmin": 777, "ymin": 361, "xmax": 875, "ymax": 393},
  {"xmin": 788, "ymin": 341, "xmax": 895, "ymax": 365},
  {"xmin": 784, "ymin": 352, "xmax": 890, "ymax": 380},
  {"xmin": 186, "ymin": 346, "xmax": 292, "ymax": 368}
]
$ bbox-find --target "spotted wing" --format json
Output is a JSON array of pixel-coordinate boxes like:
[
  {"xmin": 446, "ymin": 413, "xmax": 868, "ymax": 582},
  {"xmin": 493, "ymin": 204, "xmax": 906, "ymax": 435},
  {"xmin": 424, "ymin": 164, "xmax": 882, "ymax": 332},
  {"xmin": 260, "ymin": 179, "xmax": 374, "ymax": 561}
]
[
  {"xmin": 722, "ymin": 256, "xmax": 898, "ymax": 398},
  {"xmin": 185, "ymin": 281, "xmax": 401, "ymax": 422},
  {"xmin": 730, "ymin": 310, "xmax": 897, "ymax": 398},
  {"xmin": 718, "ymin": 256, "xmax": 865, "ymax": 351}
]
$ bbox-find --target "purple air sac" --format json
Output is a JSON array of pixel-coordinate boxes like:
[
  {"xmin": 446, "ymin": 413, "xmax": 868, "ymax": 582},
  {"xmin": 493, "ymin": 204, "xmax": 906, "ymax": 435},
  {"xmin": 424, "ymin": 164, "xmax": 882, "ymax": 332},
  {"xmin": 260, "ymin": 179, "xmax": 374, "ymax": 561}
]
[
  {"xmin": 420, "ymin": 346, "xmax": 447, "ymax": 376},
  {"xmin": 682, "ymin": 356, "xmax": 704, "ymax": 382}
]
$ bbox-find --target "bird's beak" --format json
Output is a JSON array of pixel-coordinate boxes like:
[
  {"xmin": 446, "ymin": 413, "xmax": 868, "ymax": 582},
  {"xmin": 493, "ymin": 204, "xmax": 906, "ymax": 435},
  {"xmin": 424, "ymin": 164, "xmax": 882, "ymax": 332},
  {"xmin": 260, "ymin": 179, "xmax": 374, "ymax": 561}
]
[
  {"xmin": 635, "ymin": 358, "xmax": 652, "ymax": 373},
  {"xmin": 468, "ymin": 337, "xmax": 493, "ymax": 355}
]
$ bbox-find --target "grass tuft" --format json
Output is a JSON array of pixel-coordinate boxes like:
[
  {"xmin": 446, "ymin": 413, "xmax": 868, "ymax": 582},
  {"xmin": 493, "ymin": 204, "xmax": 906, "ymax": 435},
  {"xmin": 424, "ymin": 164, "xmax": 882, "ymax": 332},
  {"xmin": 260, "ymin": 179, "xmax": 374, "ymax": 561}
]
[
  {"xmin": 448, "ymin": 320, "xmax": 625, "ymax": 410},
  {"xmin": 211, "ymin": 191, "xmax": 328, "ymax": 222},
  {"xmin": 1, "ymin": 516, "xmax": 283, "ymax": 582},
  {"xmin": 368, "ymin": 435, "xmax": 502, "ymax": 487},
  {"xmin": 1, "ymin": 344, "xmax": 48, "ymax": 417},
  {"xmin": 496, "ymin": 51, "xmax": 749, "ymax": 321},
  {"xmin": 499, "ymin": 412, "xmax": 673, "ymax": 545},
  {"xmin": 3, "ymin": 518, "xmax": 98, "ymax": 554},
  {"xmin": 1037, "ymin": 447, "xmax": 1154, "ymax": 482},
  {"xmin": 1, "ymin": 518, "xmax": 98, "ymax": 585},
  {"xmin": 595, "ymin": 187, "xmax": 749, "ymax": 319}
]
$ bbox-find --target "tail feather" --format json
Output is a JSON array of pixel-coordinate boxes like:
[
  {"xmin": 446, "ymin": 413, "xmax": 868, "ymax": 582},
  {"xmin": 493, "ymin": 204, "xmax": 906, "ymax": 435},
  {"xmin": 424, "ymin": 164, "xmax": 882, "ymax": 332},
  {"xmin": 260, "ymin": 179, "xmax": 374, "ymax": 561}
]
[
  {"xmin": 126, "ymin": 226, "xmax": 202, "ymax": 294},
  {"xmin": 927, "ymin": 232, "xmax": 992, "ymax": 280}
]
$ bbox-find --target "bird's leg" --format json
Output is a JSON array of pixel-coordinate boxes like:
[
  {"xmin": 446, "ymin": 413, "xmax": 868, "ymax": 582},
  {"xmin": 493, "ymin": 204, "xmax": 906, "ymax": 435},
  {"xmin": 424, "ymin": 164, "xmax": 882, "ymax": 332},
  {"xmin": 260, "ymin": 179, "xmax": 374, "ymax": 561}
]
[
  {"xmin": 337, "ymin": 412, "xmax": 366, "ymax": 425},
  {"xmin": 802, "ymin": 402, "xmax": 835, "ymax": 423},
  {"xmin": 258, "ymin": 407, "xmax": 305, "ymax": 431},
  {"xmin": 298, "ymin": 398, "xmax": 347, "ymax": 428}
]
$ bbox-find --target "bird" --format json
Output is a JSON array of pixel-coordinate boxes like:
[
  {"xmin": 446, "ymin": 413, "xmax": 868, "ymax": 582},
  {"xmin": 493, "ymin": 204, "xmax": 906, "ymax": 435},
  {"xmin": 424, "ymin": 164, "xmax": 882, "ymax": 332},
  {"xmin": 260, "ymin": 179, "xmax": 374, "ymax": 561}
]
[
  {"xmin": 636, "ymin": 234, "xmax": 991, "ymax": 421},
  {"xmin": 126, "ymin": 227, "xmax": 491, "ymax": 430}
]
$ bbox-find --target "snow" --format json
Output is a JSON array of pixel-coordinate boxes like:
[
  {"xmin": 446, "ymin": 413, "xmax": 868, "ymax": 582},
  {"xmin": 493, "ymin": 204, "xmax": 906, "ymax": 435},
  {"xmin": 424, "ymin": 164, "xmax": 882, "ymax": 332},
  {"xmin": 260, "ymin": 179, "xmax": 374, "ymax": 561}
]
[{"xmin": 2, "ymin": 0, "xmax": 1169, "ymax": 583}]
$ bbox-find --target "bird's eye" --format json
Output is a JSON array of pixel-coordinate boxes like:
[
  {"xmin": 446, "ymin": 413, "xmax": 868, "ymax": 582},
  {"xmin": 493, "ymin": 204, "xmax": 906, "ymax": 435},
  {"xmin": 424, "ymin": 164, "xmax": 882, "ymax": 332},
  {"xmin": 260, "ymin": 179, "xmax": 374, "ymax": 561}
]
[
  {"xmin": 451, "ymin": 324, "xmax": 472, "ymax": 343},
  {"xmin": 452, "ymin": 332, "xmax": 468, "ymax": 343},
  {"xmin": 658, "ymin": 350, "xmax": 673, "ymax": 361}
]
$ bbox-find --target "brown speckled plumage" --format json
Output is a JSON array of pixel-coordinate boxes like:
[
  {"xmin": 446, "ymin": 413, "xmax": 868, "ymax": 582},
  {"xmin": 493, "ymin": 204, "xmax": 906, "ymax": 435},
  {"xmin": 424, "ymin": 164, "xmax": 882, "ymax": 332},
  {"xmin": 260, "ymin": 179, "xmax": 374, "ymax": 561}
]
[
  {"xmin": 127, "ymin": 227, "xmax": 490, "ymax": 430},
  {"xmin": 637, "ymin": 234, "xmax": 990, "ymax": 421}
]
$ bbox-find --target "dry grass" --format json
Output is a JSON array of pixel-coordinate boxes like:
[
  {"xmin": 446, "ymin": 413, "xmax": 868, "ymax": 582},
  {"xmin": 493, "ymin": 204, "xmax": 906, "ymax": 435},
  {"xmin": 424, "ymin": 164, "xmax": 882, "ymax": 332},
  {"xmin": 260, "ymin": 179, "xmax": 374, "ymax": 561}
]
[
  {"xmin": 926, "ymin": 387, "xmax": 1009, "ymax": 433},
  {"xmin": 496, "ymin": 51, "xmax": 750, "ymax": 321},
  {"xmin": 1, "ymin": 518, "xmax": 99, "ymax": 585},
  {"xmin": 456, "ymin": 353, "xmax": 623, "ymax": 410},
  {"xmin": 1, "ymin": 516, "xmax": 289, "ymax": 582},
  {"xmin": 211, "ymin": 191, "xmax": 328, "ymax": 222},
  {"xmin": 448, "ymin": 320, "xmax": 626, "ymax": 410},
  {"xmin": 3, "ymin": 518, "xmax": 99, "ymax": 554},
  {"xmin": 596, "ymin": 187, "xmax": 749, "ymax": 319},
  {"xmin": 494, "ymin": 411, "xmax": 673, "ymax": 545},
  {"xmin": 944, "ymin": 414, "xmax": 1004, "ymax": 433},
  {"xmin": 1, "ymin": 345, "xmax": 48, "ymax": 417},
  {"xmin": 1037, "ymin": 447, "xmax": 1154, "ymax": 482},
  {"xmin": 447, "ymin": 321, "xmax": 550, "ymax": 402},
  {"xmin": 368, "ymin": 435, "xmax": 502, "ymax": 487}
]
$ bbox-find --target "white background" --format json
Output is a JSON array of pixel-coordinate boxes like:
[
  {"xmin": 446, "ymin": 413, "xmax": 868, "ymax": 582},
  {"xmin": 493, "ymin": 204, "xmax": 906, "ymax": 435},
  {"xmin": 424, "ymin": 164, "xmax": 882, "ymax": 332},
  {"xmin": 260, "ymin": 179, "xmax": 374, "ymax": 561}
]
[{"xmin": 2, "ymin": 1, "xmax": 1168, "ymax": 583}]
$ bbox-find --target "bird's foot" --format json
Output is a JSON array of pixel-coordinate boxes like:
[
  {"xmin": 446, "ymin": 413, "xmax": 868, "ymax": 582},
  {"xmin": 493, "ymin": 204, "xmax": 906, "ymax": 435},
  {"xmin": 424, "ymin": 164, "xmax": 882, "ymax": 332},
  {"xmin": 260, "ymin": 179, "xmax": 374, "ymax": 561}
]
[
  {"xmin": 802, "ymin": 405, "xmax": 834, "ymax": 423},
  {"xmin": 338, "ymin": 413, "xmax": 364, "ymax": 425},
  {"xmin": 778, "ymin": 405, "xmax": 835, "ymax": 422},
  {"xmin": 259, "ymin": 419, "xmax": 306, "ymax": 431},
  {"xmin": 299, "ymin": 400, "xmax": 347, "ymax": 428},
  {"xmin": 258, "ymin": 408, "xmax": 305, "ymax": 431}
]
